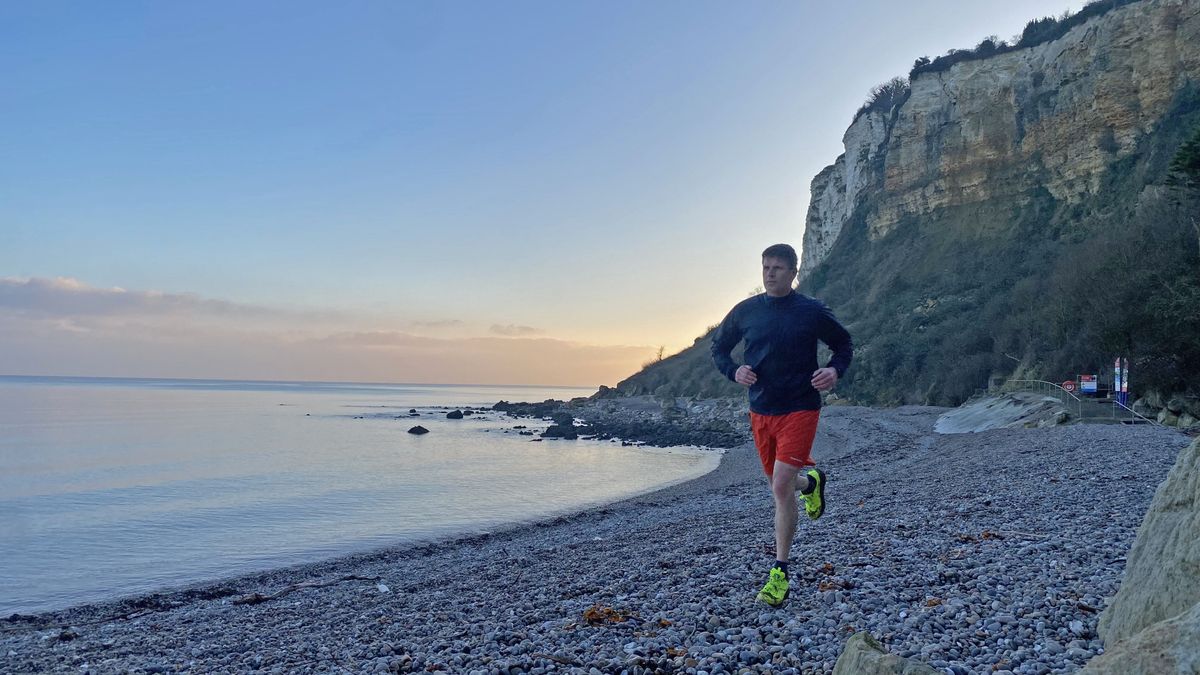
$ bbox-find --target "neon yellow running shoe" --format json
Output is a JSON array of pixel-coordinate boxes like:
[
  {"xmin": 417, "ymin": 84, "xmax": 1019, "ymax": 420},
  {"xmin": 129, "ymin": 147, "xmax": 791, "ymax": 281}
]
[
  {"xmin": 756, "ymin": 567, "xmax": 789, "ymax": 607},
  {"xmin": 802, "ymin": 468, "xmax": 826, "ymax": 520}
]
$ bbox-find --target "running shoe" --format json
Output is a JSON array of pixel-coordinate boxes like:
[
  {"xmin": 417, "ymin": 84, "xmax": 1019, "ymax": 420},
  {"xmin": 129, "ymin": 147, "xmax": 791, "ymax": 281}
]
[
  {"xmin": 802, "ymin": 468, "xmax": 826, "ymax": 520},
  {"xmin": 756, "ymin": 567, "xmax": 789, "ymax": 607}
]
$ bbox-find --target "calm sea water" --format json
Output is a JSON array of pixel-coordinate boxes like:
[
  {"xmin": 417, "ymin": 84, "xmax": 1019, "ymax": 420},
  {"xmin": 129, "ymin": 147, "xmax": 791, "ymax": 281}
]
[{"xmin": 0, "ymin": 376, "xmax": 719, "ymax": 615}]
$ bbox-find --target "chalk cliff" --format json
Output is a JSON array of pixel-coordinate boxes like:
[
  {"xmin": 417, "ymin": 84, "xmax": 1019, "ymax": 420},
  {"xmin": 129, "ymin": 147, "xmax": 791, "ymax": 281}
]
[{"xmin": 801, "ymin": 0, "xmax": 1200, "ymax": 278}]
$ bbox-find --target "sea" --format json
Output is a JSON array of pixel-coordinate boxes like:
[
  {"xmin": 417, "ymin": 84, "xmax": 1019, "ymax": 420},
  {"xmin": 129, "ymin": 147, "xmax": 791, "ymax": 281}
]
[{"xmin": 0, "ymin": 376, "xmax": 720, "ymax": 615}]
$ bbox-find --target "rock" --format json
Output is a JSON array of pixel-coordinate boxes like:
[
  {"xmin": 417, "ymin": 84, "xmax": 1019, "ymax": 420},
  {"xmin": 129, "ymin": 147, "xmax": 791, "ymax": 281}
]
[
  {"xmin": 1157, "ymin": 409, "xmax": 1180, "ymax": 426},
  {"xmin": 541, "ymin": 424, "xmax": 579, "ymax": 440},
  {"xmin": 1079, "ymin": 602, "xmax": 1200, "ymax": 674},
  {"xmin": 1142, "ymin": 390, "xmax": 1166, "ymax": 411},
  {"xmin": 1166, "ymin": 397, "xmax": 1186, "ymax": 414},
  {"xmin": 1133, "ymin": 398, "xmax": 1156, "ymax": 417},
  {"xmin": 934, "ymin": 393, "xmax": 1068, "ymax": 433},
  {"xmin": 492, "ymin": 400, "xmax": 566, "ymax": 419},
  {"xmin": 1098, "ymin": 437, "xmax": 1200, "ymax": 644},
  {"xmin": 832, "ymin": 632, "xmax": 941, "ymax": 674},
  {"xmin": 1177, "ymin": 412, "xmax": 1198, "ymax": 430},
  {"xmin": 407, "ymin": 426, "xmax": 429, "ymax": 435},
  {"xmin": 446, "ymin": 410, "xmax": 464, "ymax": 419}
]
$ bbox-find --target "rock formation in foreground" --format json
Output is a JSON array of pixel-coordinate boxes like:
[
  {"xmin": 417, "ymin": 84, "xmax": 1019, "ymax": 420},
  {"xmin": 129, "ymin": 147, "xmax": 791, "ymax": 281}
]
[
  {"xmin": 1080, "ymin": 436, "xmax": 1200, "ymax": 673},
  {"xmin": 832, "ymin": 632, "xmax": 941, "ymax": 674}
]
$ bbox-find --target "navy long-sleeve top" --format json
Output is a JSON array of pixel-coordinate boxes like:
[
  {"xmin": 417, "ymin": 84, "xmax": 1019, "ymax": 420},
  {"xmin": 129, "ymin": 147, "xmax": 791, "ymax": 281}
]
[{"xmin": 711, "ymin": 291, "xmax": 853, "ymax": 415}]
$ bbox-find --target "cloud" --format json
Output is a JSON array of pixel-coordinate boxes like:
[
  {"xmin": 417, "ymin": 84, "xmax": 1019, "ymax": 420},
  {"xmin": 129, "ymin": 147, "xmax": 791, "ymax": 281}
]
[
  {"xmin": 0, "ymin": 276, "xmax": 283, "ymax": 319},
  {"xmin": 0, "ymin": 278, "xmax": 657, "ymax": 386},
  {"xmin": 490, "ymin": 323, "xmax": 543, "ymax": 336},
  {"xmin": 0, "ymin": 276, "xmax": 355, "ymax": 335},
  {"xmin": 313, "ymin": 331, "xmax": 444, "ymax": 348}
]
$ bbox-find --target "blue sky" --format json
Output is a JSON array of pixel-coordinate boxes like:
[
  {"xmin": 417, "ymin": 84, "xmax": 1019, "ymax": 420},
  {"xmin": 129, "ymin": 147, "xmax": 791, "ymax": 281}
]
[{"xmin": 1, "ymin": 1, "xmax": 1079, "ymax": 385}]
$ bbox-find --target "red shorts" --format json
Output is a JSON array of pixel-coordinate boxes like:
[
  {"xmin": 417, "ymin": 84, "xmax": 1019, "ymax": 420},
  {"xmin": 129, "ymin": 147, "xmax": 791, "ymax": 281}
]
[{"xmin": 751, "ymin": 410, "xmax": 820, "ymax": 477}]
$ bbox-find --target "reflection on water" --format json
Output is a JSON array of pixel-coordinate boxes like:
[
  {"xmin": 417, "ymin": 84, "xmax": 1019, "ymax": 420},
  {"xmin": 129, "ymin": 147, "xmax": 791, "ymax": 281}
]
[{"xmin": 0, "ymin": 377, "xmax": 719, "ymax": 614}]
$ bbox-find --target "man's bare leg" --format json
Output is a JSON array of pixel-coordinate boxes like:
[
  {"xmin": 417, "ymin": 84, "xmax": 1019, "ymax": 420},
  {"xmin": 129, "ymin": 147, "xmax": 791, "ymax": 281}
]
[{"xmin": 770, "ymin": 461, "xmax": 802, "ymax": 563}]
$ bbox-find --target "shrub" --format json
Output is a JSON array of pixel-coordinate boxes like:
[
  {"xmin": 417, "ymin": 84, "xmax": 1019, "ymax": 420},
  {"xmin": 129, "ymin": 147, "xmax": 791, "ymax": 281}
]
[
  {"xmin": 910, "ymin": 0, "xmax": 1145, "ymax": 80},
  {"xmin": 853, "ymin": 77, "xmax": 911, "ymax": 123}
]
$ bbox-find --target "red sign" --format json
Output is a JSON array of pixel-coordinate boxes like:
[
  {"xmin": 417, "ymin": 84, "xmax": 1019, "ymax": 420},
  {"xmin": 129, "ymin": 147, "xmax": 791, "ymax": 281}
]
[
  {"xmin": 1063, "ymin": 380, "xmax": 1077, "ymax": 392},
  {"xmin": 1079, "ymin": 374, "xmax": 1098, "ymax": 393}
]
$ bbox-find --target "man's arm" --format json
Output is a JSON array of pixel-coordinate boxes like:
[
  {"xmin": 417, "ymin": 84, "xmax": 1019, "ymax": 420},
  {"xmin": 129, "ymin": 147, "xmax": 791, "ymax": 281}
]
[
  {"xmin": 818, "ymin": 304, "xmax": 853, "ymax": 379},
  {"xmin": 710, "ymin": 308, "xmax": 743, "ymax": 382}
]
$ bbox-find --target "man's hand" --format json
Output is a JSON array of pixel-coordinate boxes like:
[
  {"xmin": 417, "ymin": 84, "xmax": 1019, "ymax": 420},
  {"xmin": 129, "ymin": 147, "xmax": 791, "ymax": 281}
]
[
  {"xmin": 735, "ymin": 365, "xmax": 758, "ymax": 387},
  {"xmin": 811, "ymin": 367, "xmax": 838, "ymax": 392}
]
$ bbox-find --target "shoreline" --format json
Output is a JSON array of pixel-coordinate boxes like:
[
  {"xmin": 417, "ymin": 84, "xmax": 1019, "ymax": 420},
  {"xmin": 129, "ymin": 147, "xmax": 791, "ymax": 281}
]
[
  {"xmin": 0, "ymin": 448, "xmax": 744, "ymax": 625},
  {"xmin": 2, "ymin": 402, "xmax": 1191, "ymax": 674},
  {"xmin": 2, "ymin": 397, "xmax": 755, "ymax": 625}
]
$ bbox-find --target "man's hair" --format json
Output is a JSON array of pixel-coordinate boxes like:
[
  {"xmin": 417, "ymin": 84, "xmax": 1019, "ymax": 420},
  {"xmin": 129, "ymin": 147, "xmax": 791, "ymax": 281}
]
[{"xmin": 761, "ymin": 243, "xmax": 798, "ymax": 270}]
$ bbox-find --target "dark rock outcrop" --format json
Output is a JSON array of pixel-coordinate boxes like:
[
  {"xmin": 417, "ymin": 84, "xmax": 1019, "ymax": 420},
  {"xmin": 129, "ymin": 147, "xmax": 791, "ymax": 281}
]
[{"xmin": 540, "ymin": 424, "xmax": 579, "ymax": 440}]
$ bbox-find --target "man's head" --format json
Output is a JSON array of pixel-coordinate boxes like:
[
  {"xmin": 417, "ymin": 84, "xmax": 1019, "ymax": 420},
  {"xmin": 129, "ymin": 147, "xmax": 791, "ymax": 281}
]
[{"xmin": 761, "ymin": 243, "xmax": 798, "ymax": 297}]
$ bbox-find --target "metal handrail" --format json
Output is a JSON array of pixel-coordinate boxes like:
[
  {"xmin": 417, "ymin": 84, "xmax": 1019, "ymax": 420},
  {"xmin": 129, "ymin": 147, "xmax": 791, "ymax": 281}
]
[
  {"xmin": 1001, "ymin": 379, "xmax": 1082, "ymax": 419},
  {"xmin": 1110, "ymin": 398, "xmax": 1159, "ymax": 426},
  {"xmin": 1002, "ymin": 379, "xmax": 1082, "ymax": 402},
  {"xmin": 1002, "ymin": 378, "xmax": 1160, "ymax": 426}
]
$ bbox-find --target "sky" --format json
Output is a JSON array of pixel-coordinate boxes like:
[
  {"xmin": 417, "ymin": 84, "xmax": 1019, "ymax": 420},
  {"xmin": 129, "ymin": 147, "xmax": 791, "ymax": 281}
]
[{"xmin": 1, "ymin": 1, "xmax": 1081, "ymax": 387}]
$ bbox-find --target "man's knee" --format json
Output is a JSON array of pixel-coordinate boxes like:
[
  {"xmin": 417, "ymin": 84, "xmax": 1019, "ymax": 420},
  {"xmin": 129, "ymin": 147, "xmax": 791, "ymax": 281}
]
[{"xmin": 771, "ymin": 469, "xmax": 799, "ymax": 501}]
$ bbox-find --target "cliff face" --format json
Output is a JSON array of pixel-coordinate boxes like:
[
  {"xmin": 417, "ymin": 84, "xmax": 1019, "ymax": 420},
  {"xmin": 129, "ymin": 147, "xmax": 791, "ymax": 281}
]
[
  {"xmin": 801, "ymin": 111, "xmax": 888, "ymax": 279},
  {"xmin": 802, "ymin": 0, "xmax": 1200, "ymax": 276},
  {"xmin": 617, "ymin": 0, "xmax": 1200, "ymax": 406}
]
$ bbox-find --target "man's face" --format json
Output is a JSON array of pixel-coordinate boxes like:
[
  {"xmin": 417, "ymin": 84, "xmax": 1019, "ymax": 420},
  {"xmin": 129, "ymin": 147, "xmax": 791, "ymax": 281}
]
[{"xmin": 762, "ymin": 256, "xmax": 797, "ymax": 297}]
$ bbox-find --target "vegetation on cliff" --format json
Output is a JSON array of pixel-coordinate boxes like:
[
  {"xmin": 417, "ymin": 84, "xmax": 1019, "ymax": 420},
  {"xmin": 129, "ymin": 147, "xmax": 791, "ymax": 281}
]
[
  {"xmin": 853, "ymin": 0, "xmax": 1148, "ymax": 125},
  {"xmin": 1168, "ymin": 123, "xmax": 1200, "ymax": 191},
  {"xmin": 854, "ymin": 76, "xmax": 911, "ymax": 123},
  {"xmin": 808, "ymin": 84, "xmax": 1199, "ymax": 406},
  {"xmin": 909, "ymin": 0, "xmax": 1144, "ymax": 78},
  {"xmin": 615, "ymin": 87, "xmax": 1200, "ymax": 407}
]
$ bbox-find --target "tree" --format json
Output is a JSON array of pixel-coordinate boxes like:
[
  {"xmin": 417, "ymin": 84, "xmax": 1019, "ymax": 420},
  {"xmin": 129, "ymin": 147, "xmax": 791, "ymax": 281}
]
[
  {"xmin": 1167, "ymin": 124, "xmax": 1200, "ymax": 252},
  {"xmin": 976, "ymin": 35, "xmax": 1000, "ymax": 56},
  {"xmin": 855, "ymin": 77, "xmax": 910, "ymax": 121},
  {"xmin": 1167, "ymin": 124, "xmax": 1200, "ymax": 190}
]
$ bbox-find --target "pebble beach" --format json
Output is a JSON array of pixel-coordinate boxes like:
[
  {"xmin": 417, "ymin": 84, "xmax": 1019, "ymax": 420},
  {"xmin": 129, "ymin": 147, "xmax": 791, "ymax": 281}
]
[{"xmin": 0, "ymin": 400, "xmax": 1190, "ymax": 675}]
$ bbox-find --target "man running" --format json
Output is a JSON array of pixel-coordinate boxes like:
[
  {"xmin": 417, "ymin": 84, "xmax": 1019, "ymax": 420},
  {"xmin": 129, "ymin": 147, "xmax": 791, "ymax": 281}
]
[{"xmin": 711, "ymin": 243, "xmax": 853, "ymax": 606}]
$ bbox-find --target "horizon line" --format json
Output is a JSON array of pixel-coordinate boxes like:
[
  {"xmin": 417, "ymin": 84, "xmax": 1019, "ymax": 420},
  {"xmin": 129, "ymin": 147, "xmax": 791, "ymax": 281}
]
[{"xmin": 0, "ymin": 373, "xmax": 603, "ymax": 391}]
